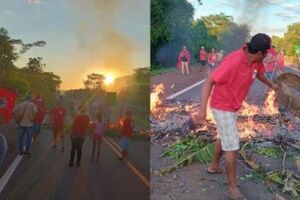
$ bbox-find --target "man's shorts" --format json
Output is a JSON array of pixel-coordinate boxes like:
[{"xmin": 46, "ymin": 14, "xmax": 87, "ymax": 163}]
[
  {"xmin": 121, "ymin": 137, "xmax": 130, "ymax": 151},
  {"xmin": 211, "ymin": 108, "xmax": 239, "ymax": 151}
]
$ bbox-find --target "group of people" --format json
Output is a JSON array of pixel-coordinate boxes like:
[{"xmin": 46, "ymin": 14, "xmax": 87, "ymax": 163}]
[
  {"xmin": 177, "ymin": 46, "xmax": 224, "ymax": 75},
  {"xmin": 11, "ymin": 95, "xmax": 134, "ymax": 167}
]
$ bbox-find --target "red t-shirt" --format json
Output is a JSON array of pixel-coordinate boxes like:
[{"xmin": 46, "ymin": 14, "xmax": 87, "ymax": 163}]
[
  {"xmin": 199, "ymin": 49, "xmax": 206, "ymax": 61},
  {"xmin": 121, "ymin": 117, "xmax": 134, "ymax": 138},
  {"xmin": 50, "ymin": 107, "xmax": 66, "ymax": 128},
  {"xmin": 265, "ymin": 47, "xmax": 277, "ymax": 72},
  {"xmin": 71, "ymin": 114, "xmax": 90, "ymax": 135},
  {"xmin": 210, "ymin": 47, "xmax": 265, "ymax": 112},
  {"xmin": 34, "ymin": 101, "xmax": 46, "ymax": 124}
]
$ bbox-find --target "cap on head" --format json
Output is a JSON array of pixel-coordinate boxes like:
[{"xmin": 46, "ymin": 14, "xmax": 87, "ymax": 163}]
[{"xmin": 247, "ymin": 33, "xmax": 271, "ymax": 54}]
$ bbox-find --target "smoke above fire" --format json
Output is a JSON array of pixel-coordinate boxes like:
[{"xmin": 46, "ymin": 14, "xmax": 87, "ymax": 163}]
[{"xmin": 72, "ymin": 0, "xmax": 135, "ymax": 76}]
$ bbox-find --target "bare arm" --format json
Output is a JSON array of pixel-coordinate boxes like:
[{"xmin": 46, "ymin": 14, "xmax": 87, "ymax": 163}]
[
  {"xmin": 199, "ymin": 76, "xmax": 215, "ymax": 123},
  {"xmin": 256, "ymin": 73, "xmax": 277, "ymax": 90}
]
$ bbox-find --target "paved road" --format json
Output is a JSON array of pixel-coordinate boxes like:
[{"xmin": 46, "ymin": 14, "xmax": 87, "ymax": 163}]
[
  {"xmin": 174, "ymin": 66, "xmax": 300, "ymax": 103},
  {"xmin": 0, "ymin": 128, "xmax": 149, "ymax": 200}
]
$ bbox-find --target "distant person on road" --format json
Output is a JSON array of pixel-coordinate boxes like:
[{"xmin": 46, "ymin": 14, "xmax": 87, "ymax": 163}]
[
  {"xmin": 199, "ymin": 46, "xmax": 207, "ymax": 70},
  {"xmin": 207, "ymin": 48, "xmax": 218, "ymax": 72},
  {"xmin": 217, "ymin": 50, "xmax": 224, "ymax": 66},
  {"xmin": 69, "ymin": 105, "xmax": 90, "ymax": 167},
  {"xmin": 198, "ymin": 33, "xmax": 277, "ymax": 200},
  {"xmin": 13, "ymin": 95, "xmax": 38, "ymax": 156},
  {"xmin": 50, "ymin": 100, "xmax": 66, "ymax": 152},
  {"xmin": 32, "ymin": 95, "xmax": 46, "ymax": 143},
  {"xmin": 118, "ymin": 110, "xmax": 134, "ymax": 163},
  {"xmin": 277, "ymin": 49, "xmax": 285, "ymax": 75},
  {"xmin": 177, "ymin": 46, "xmax": 191, "ymax": 75},
  {"xmin": 263, "ymin": 45, "xmax": 277, "ymax": 80},
  {"xmin": 90, "ymin": 112, "xmax": 106, "ymax": 163}
]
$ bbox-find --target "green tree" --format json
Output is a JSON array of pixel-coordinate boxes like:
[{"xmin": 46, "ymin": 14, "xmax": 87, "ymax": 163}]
[
  {"xmin": 83, "ymin": 73, "xmax": 105, "ymax": 90},
  {"xmin": 151, "ymin": 0, "xmax": 202, "ymax": 66},
  {"xmin": 23, "ymin": 57, "xmax": 45, "ymax": 73},
  {"xmin": 283, "ymin": 22, "xmax": 300, "ymax": 56},
  {"xmin": 201, "ymin": 13, "xmax": 234, "ymax": 37}
]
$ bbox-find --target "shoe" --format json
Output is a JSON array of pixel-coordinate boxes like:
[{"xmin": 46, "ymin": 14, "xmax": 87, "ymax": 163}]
[
  {"xmin": 52, "ymin": 144, "xmax": 57, "ymax": 149},
  {"xmin": 23, "ymin": 151, "xmax": 32, "ymax": 156},
  {"xmin": 19, "ymin": 150, "xmax": 23, "ymax": 155},
  {"xmin": 95, "ymin": 159, "xmax": 99, "ymax": 163},
  {"xmin": 61, "ymin": 147, "xmax": 64, "ymax": 152},
  {"xmin": 122, "ymin": 159, "xmax": 128, "ymax": 164},
  {"xmin": 76, "ymin": 162, "xmax": 80, "ymax": 167},
  {"xmin": 69, "ymin": 161, "xmax": 74, "ymax": 167},
  {"xmin": 117, "ymin": 157, "xmax": 123, "ymax": 161}
]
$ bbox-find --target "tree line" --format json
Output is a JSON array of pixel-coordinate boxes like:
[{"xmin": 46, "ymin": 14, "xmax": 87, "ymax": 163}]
[
  {"xmin": 151, "ymin": 0, "xmax": 300, "ymax": 68},
  {"xmin": 0, "ymin": 27, "xmax": 61, "ymax": 107}
]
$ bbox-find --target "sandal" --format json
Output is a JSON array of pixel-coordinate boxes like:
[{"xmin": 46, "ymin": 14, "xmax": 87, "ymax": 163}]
[{"xmin": 206, "ymin": 168, "xmax": 223, "ymax": 174}]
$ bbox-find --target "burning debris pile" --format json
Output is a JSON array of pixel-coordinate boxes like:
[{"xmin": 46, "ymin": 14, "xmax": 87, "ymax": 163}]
[{"xmin": 151, "ymin": 84, "xmax": 300, "ymax": 144}]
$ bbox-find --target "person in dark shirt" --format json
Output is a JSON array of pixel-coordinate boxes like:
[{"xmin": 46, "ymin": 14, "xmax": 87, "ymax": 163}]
[{"xmin": 69, "ymin": 105, "xmax": 90, "ymax": 167}]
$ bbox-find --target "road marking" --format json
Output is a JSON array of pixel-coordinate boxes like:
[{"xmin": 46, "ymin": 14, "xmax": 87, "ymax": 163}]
[
  {"xmin": 0, "ymin": 155, "xmax": 23, "ymax": 194},
  {"xmin": 103, "ymin": 137, "xmax": 150, "ymax": 187},
  {"xmin": 287, "ymin": 66, "xmax": 300, "ymax": 73},
  {"xmin": 166, "ymin": 79, "xmax": 206, "ymax": 100}
]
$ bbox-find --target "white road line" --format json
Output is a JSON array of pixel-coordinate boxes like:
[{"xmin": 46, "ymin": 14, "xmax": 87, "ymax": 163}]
[
  {"xmin": 287, "ymin": 66, "xmax": 300, "ymax": 73},
  {"xmin": 0, "ymin": 154, "xmax": 23, "ymax": 193},
  {"xmin": 166, "ymin": 79, "xmax": 206, "ymax": 100}
]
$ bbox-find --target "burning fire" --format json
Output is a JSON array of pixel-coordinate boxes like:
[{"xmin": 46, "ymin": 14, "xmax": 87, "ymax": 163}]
[
  {"xmin": 151, "ymin": 83, "xmax": 279, "ymax": 140},
  {"xmin": 150, "ymin": 83, "xmax": 165, "ymax": 111}
]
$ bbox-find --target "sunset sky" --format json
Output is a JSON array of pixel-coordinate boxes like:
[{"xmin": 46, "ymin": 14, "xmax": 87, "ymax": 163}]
[{"xmin": 0, "ymin": 0, "xmax": 150, "ymax": 90}]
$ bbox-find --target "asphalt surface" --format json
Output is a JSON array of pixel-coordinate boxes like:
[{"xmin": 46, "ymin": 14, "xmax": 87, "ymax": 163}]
[
  {"xmin": 0, "ymin": 128, "xmax": 149, "ymax": 200},
  {"xmin": 175, "ymin": 66, "xmax": 300, "ymax": 103}
]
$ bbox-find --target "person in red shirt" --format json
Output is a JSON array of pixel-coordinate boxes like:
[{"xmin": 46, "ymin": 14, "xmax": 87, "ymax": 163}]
[
  {"xmin": 198, "ymin": 33, "xmax": 277, "ymax": 200},
  {"xmin": 32, "ymin": 95, "xmax": 46, "ymax": 143},
  {"xmin": 177, "ymin": 46, "xmax": 191, "ymax": 75},
  {"xmin": 69, "ymin": 105, "xmax": 90, "ymax": 167},
  {"xmin": 118, "ymin": 110, "xmax": 134, "ymax": 163},
  {"xmin": 207, "ymin": 48, "xmax": 218, "ymax": 73},
  {"xmin": 263, "ymin": 46, "xmax": 277, "ymax": 79},
  {"xmin": 199, "ymin": 46, "xmax": 207, "ymax": 68},
  {"xmin": 50, "ymin": 101, "xmax": 66, "ymax": 152},
  {"xmin": 277, "ymin": 49, "xmax": 285, "ymax": 75}
]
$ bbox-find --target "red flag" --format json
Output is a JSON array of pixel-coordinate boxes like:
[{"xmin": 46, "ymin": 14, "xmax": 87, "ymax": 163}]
[{"xmin": 0, "ymin": 88, "xmax": 17, "ymax": 124}]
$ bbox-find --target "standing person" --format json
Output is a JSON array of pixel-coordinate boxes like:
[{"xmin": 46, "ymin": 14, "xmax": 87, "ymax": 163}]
[
  {"xmin": 199, "ymin": 46, "xmax": 207, "ymax": 71},
  {"xmin": 32, "ymin": 95, "xmax": 46, "ymax": 143},
  {"xmin": 177, "ymin": 46, "xmax": 191, "ymax": 75},
  {"xmin": 69, "ymin": 105, "xmax": 90, "ymax": 167},
  {"xmin": 207, "ymin": 48, "xmax": 218, "ymax": 72},
  {"xmin": 198, "ymin": 33, "xmax": 277, "ymax": 200},
  {"xmin": 277, "ymin": 49, "xmax": 285, "ymax": 75},
  {"xmin": 50, "ymin": 100, "xmax": 66, "ymax": 152},
  {"xmin": 263, "ymin": 45, "xmax": 277, "ymax": 80},
  {"xmin": 13, "ymin": 95, "xmax": 38, "ymax": 155},
  {"xmin": 217, "ymin": 50, "xmax": 224, "ymax": 65},
  {"xmin": 118, "ymin": 110, "xmax": 134, "ymax": 163},
  {"xmin": 90, "ymin": 112, "xmax": 106, "ymax": 163}
]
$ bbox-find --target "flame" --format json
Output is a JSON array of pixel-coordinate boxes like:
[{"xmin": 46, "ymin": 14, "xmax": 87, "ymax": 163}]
[
  {"xmin": 150, "ymin": 83, "xmax": 165, "ymax": 111},
  {"xmin": 263, "ymin": 90, "xmax": 279, "ymax": 115}
]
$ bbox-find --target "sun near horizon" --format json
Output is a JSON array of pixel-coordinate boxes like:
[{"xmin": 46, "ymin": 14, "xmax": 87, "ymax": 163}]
[{"xmin": 104, "ymin": 74, "xmax": 115, "ymax": 85}]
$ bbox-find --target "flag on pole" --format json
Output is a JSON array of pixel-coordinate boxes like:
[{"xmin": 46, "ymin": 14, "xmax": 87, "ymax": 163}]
[{"xmin": 0, "ymin": 87, "xmax": 17, "ymax": 124}]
